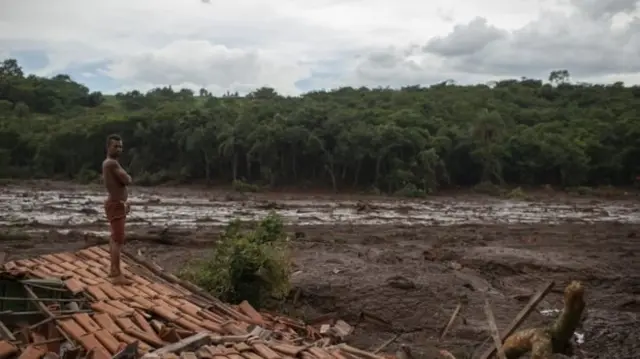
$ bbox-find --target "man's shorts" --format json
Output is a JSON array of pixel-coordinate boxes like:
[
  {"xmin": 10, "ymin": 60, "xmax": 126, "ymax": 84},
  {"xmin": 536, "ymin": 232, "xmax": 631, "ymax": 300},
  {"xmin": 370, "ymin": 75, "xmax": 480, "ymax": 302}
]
[{"xmin": 104, "ymin": 200, "xmax": 127, "ymax": 244}]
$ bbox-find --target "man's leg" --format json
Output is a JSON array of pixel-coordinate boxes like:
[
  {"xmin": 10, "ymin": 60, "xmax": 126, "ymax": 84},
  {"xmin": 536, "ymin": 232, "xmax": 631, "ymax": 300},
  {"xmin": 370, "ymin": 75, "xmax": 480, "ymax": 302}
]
[{"xmin": 109, "ymin": 217, "xmax": 132, "ymax": 285}]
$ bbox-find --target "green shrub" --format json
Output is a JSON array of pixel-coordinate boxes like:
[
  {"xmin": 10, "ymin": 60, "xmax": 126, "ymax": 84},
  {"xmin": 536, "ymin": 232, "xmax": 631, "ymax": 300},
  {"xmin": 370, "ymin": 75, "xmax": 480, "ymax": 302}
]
[
  {"xmin": 394, "ymin": 183, "xmax": 428, "ymax": 198},
  {"xmin": 232, "ymin": 179, "xmax": 260, "ymax": 192},
  {"xmin": 178, "ymin": 211, "xmax": 291, "ymax": 308}
]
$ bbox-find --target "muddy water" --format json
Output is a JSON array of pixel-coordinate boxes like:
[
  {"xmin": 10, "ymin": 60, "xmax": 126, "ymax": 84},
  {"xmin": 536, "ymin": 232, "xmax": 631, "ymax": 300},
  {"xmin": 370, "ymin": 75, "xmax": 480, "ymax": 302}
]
[{"xmin": 1, "ymin": 188, "xmax": 638, "ymax": 229}]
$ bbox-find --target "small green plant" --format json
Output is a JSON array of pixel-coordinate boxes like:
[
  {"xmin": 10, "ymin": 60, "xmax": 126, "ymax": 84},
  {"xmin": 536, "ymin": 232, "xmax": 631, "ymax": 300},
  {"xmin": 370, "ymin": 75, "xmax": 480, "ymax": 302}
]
[
  {"xmin": 505, "ymin": 186, "xmax": 528, "ymax": 200},
  {"xmin": 394, "ymin": 183, "xmax": 428, "ymax": 198},
  {"xmin": 178, "ymin": 211, "xmax": 291, "ymax": 308},
  {"xmin": 232, "ymin": 179, "xmax": 260, "ymax": 193}
]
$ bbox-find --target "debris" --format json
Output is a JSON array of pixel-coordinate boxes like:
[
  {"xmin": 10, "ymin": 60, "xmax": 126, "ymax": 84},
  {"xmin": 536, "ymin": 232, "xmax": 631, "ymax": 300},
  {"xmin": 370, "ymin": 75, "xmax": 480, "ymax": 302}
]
[
  {"xmin": 0, "ymin": 246, "xmax": 370, "ymax": 359},
  {"xmin": 152, "ymin": 333, "xmax": 212, "ymax": 355},
  {"xmin": 501, "ymin": 281, "xmax": 585, "ymax": 359},
  {"xmin": 386, "ymin": 276, "xmax": 416, "ymax": 290},
  {"xmin": 438, "ymin": 349, "xmax": 457, "ymax": 359},
  {"xmin": 478, "ymin": 281, "xmax": 554, "ymax": 359},
  {"xmin": 483, "ymin": 299, "xmax": 507, "ymax": 359},
  {"xmin": 439, "ymin": 302, "xmax": 462, "ymax": 340},
  {"xmin": 373, "ymin": 333, "xmax": 401, "ymax": 354}
]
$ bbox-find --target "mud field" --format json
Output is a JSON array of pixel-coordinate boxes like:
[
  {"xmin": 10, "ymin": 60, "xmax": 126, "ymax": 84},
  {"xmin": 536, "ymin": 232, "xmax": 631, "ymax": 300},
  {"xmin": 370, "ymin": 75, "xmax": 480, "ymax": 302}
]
[{"xmin": 1, "ymin": 183, "xmax": 639, "ymax": 359}]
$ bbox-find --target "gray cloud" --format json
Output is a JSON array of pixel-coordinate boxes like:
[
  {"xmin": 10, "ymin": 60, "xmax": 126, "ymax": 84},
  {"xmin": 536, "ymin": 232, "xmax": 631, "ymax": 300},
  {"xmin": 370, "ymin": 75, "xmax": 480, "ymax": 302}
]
[
  {"xmin": 4, "ymin": 0, "xmax": 640, "ymax": 94},
  {"xmin": 424, "ymin": 18, "xmax": 506, "ymax": 57},
  {"xmin": 571, "ymin": 0, "xmax": 639, "ymax": 19},
  {"xmin": 418, "ymin": 4, "xmax": 640, "ymax": 79}
]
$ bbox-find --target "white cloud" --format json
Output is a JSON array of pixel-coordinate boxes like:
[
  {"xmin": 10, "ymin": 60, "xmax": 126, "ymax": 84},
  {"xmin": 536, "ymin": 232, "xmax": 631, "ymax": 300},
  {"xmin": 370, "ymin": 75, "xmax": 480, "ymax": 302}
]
[{"xmin": 1, "ymin": 0, "xmax": 640, "ymax": 95}]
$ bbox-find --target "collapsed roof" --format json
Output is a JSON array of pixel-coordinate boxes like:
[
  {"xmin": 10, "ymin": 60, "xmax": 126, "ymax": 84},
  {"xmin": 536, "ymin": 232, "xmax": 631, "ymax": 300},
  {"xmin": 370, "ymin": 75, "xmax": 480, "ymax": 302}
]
[{"xmin": 0, "ymin": 246, "xmax": 392, "ymax": 359}]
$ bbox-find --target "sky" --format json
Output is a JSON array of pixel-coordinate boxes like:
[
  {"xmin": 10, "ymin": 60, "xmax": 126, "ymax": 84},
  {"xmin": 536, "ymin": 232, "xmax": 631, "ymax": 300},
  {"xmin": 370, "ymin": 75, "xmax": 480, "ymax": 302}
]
[{"xmin": 2, "ymin": 0, "xmax": 640, "ymax": 95}]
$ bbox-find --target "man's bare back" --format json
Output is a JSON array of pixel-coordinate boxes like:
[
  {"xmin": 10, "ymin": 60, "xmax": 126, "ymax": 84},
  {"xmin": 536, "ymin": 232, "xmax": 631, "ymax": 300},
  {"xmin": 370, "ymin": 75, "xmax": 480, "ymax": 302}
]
[{"xmin": 103, "ymin": 134, "xmax": 133, "ymax": 286}]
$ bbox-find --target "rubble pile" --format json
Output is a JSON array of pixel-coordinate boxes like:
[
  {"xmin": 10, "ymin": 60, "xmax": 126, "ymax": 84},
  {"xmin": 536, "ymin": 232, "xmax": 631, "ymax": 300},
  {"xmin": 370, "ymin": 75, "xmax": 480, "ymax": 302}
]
[{"xmin": 0, "ymin": 246, "xmax": 383, "ymax": 359}]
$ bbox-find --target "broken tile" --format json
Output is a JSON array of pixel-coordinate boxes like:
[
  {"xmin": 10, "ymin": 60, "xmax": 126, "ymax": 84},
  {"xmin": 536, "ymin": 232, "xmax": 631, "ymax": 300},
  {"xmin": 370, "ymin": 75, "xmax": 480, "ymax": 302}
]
[
  {"xmin": 78, "ymin": 249, "xmax": 102, "ymax": 261},
  {"xmin": 63, "ymin": 278, "xmax": 85, "ymax": 294},
  {"xmin": 131, "ymin": 296, "xmax": 155, "ymax": 309},
  {"xmin": 59, "ymin": 262, "xmax": 79, "ymax": 272},
  {"xmin": 99, "ymin": 284, "xmax": 125, "ymax": 300},
  {"xmin": 238, "ymin": 301, "xmax": 264, "ymax": 325},
  {"xmin": 180, "ymin": 352, "xmax": 198, "ymax": 359},
  {"xmin": 0, "ymin": 340, "xmax": 18, "ymax": 359},
  {"xmin": 58, "ymin": 318, "xmax": 87, "ymax": 342},
  {"xmin": 92, "ymin": 313, "xmax": 121, "ymax": 333},
  {"xmin": 251, "ymin": 343, "xmax": 281, "ymax": 359},
  {"xmin": 17, "ymin": 345, "xmax": 47, "ymax": 359},
  {"xmin": 73, "ymin": 313, "xmax": 102, "ymax": 333},
  {"xmin": 42, "ymin": 254, "xmax": 65, "ymax": 265},
  {"xmin": 90, "ymin": 302, "xmax": 126, "ymax": 317},
  {"xmin": 93, "ymin": 329, "xmax": 122, "ymax": 354},
  {"xmin": 86, "ymin": 286, "xmax": 109, "ymax": 301}
]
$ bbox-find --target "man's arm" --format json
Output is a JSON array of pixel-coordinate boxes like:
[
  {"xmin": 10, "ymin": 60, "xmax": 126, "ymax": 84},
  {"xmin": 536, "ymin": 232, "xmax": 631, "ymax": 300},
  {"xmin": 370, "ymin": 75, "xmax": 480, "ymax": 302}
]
[{"xmin": 105, "ymin": 160, "xmax": 132, "ymax": 185}]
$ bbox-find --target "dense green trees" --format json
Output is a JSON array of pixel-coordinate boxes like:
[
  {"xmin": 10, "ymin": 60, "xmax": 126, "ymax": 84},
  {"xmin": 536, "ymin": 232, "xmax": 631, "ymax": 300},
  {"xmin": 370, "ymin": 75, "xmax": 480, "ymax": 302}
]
[{"xmin": 1, "ymin": 58, "xmax": 639, "ymax": 193}]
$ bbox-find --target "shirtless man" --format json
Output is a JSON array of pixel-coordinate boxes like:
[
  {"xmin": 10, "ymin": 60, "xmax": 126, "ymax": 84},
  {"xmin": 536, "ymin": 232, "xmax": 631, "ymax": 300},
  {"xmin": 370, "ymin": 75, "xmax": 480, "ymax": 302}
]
[{"xmin": 102, "ymin": 134, "xmax": 133, "ymax": 285}]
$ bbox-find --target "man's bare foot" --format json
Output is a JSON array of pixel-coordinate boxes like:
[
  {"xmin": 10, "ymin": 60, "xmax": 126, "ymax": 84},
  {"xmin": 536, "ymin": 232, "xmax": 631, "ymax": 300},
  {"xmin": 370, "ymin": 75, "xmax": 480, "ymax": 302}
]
[
  {"xmin": 111, "ymin": 275, "xmax": 133, "ymax": 286},
  {"xmin": 108, "ymin": 271, "xmax": 118, "ymax": 278}
]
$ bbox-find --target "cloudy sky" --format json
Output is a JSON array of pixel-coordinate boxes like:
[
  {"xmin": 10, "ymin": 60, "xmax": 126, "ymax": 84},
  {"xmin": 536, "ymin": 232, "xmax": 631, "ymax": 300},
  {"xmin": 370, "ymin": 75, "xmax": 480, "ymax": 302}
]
[{"xmin": 2, "ymin": 0, "xmax": 640, "ymax": 95}]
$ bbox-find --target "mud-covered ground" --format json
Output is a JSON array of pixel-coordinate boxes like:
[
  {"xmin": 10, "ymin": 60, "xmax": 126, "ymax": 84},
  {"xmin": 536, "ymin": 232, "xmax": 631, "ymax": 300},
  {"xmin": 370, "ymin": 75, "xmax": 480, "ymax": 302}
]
[{"xmin": 1, "ymin": 182, "xmax": 639, "ymax": 359}]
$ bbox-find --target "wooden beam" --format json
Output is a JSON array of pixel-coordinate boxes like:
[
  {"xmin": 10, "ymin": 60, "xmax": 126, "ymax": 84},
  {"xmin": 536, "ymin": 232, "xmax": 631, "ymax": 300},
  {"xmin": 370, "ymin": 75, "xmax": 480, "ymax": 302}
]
[
  {"xmin": 477, "ymin": 281, "xmax": 554, "ymax": 359},
  {"xmin": 483, "ymin": 299, "xmax": 507, "ymax": 359},
  {"xmin": 151, "ymin": 332, "xmax": 212, "ymax": 355}
]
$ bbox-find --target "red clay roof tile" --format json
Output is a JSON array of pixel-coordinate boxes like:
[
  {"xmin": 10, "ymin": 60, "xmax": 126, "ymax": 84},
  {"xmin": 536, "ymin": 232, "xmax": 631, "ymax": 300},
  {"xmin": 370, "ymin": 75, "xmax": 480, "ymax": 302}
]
[
  {"xmin": 17, "ymin": 345, "xmax": 47, "ymax": 359},
  {"xmin": 98, "ymin": 284, "xmax": 124, "ymax": 300},
  {"xmin": 53, "ymin": 252, "xmax": 77, "ymax": 262},
  {"xmin": 0, "ymin": 340, "xmax": 18, "ymax": 359},
  {"xmin": 15, "ymin": 259, "xmax": 38, "ymax": 268},
  {"xmin": 42, "ymin": 254, "xmax": 65, "ymax": 265},
  {"xmin": 252, "ymin": 343, "xmax": 281, "ymax": 359},
  {"xmin": 91, "ymin": 302, "xmax": 128, "ymax": 317},
  {"xmin": 58, "ymin": 318, "xmax": 87, "ymax": 342},
  {"xmin": 72, "ymin": 260, "xmax": 90, "ymax": 269},
  {"xmin": 64, "ymin": 278, "xmax": 85, "ymax": 294},
  {"xmin": 73, "ymin": 313, "xmax": 103, "ymax": 333},
  {"xmin": 137, "ymin": 285, "xmax": 160, "ymax": 297},
  {"xmin": 92, "ymin": 313, "xmax": 121, "ymax": 334},
  {"xmin": 78, "ymin": 334, "xmax": 111, "ymax": 359},
  {"xmin": 93, "ymin": 329, "xmax": 122, "ymax": 354},
  {"xmin": 1, "ymin": 245, "xmax": 378, "ymax": 359},
  {"xmin": 87, "ymin": 266, "xmax": 109, "ymax": 279},
  {"xmin": 238, "ymin": 301, "xmax": 265, "ymax": 325},
  {"xmin": 59, "ymin": 261, "xmax": 78, "ymax": 271},
  {"xmin": 78, "ymin": 249, "xmax": 102, "ymax": 261},
  {"xmin": 86, "ymin": 286, "xmax": 109, "ymax": 301}
]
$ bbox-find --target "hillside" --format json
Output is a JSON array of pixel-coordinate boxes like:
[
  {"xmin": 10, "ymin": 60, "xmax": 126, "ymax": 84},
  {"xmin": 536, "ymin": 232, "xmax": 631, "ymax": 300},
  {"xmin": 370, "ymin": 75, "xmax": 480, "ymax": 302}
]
[{"xmin": 1, "ymin": 58, "xmax": 640, "ymax": 193}]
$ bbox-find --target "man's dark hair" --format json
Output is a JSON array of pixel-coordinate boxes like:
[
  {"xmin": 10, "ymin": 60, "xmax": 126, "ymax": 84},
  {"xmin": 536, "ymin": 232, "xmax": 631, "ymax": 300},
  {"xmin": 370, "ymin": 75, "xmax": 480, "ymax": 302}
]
[{"xmin": 106, "ymin": 134, "xmax": 122, "ymax": 147}]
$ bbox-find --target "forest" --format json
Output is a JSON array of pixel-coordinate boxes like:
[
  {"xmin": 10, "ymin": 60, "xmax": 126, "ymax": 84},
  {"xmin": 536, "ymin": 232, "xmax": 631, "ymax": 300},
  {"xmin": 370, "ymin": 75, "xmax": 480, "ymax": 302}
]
[{"xmin": 1, "ymin": 58, "xmax": 639, "ymax": 194}]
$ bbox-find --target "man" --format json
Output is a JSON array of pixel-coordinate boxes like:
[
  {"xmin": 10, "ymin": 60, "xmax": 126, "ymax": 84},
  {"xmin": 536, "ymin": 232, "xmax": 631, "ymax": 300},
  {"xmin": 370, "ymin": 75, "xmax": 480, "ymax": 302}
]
[{"xmin": 102, "ymin": 134, "xmax": 133, "ymax": 285}]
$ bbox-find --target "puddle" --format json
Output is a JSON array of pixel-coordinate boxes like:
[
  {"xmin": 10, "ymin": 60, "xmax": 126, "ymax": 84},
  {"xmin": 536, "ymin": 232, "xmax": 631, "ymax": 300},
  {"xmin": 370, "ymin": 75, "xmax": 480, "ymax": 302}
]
[{"xmin": 1, "ymin": 188, "xmax": 639, "ymax": 229}]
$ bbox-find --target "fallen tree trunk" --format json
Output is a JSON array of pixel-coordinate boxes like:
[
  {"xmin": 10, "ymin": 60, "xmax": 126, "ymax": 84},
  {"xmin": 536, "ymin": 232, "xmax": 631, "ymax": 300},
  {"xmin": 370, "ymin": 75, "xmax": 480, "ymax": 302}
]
[{"xmin": 501, "ymin": 281, "xmax": 585, "ymax": 359}]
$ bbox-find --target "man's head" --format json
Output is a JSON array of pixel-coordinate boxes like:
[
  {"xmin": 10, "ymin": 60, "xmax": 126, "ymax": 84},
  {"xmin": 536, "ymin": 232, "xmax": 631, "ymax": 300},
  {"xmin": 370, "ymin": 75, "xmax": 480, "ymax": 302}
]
[{"xmin": 106, "ymin": 134, "xmax": 123, "ymax": 158}]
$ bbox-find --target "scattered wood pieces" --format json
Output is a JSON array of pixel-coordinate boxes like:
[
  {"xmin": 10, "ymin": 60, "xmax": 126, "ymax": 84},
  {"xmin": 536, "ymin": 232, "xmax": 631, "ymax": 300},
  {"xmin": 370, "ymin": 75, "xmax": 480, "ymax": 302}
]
[
  {"xmin": 439, "ymin": 302, "xmax": 462, "ymax": 340},
  {"xmin": 439, "ymin": 349, "xmax": 457, "ymax": 359},
  {"xmin": 483, "ymin": 299, "xmax": 507, "ymax": 359},
  {"xmin": 478, "ymin": 281, "xmax": 554, "ymax": 359},
  {"xmin": 502, "ymin": 281, "xmax": 585, "ymax": 359},
  {"xmin": 372, "ymin": 333, "xmax": 400, "ymax": 354},
  {"xmin": 151, "ymin": 332, "xmax": 212, "ymax": 355}
]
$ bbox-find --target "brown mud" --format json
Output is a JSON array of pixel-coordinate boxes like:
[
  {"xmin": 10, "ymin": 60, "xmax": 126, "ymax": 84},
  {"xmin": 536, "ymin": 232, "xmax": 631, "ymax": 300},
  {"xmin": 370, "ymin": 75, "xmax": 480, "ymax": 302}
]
[{"xmin": 1, "ymin": 182, "xmax": 639, "ymax": 359}]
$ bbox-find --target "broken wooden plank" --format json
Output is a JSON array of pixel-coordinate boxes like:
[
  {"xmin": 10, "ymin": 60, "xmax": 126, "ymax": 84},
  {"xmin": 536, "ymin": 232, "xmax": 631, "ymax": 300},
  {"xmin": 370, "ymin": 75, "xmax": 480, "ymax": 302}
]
[
  {"xmin": 477, "ymin": 280, "xmax": 554, "ymax": 359},
  {"xmin": 373, "ymin": 333, "xmax": 401, "ymax": 354},
  {"xmin": 483, "ymin": 299, "xmax": 507, "ymax": 359},
  {"xmin": 151, "ymin": 332, "xmax": 212, "ymax": 355},
  {"xmin": 439, "ymin": 302, "xmax": 462, "ymax": 340}
]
